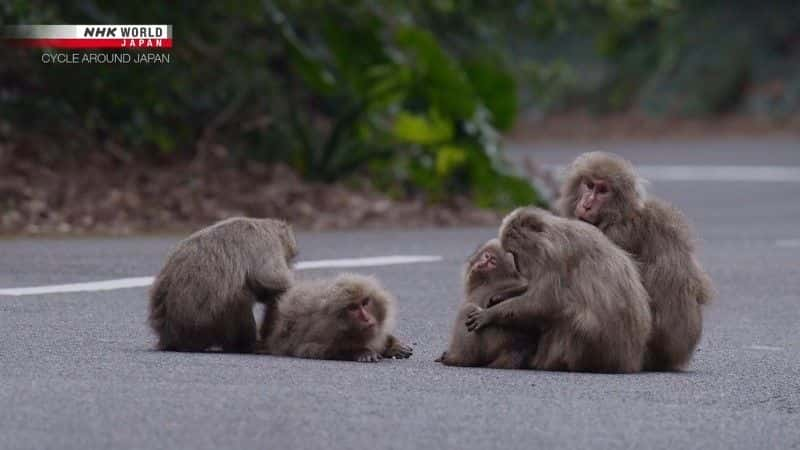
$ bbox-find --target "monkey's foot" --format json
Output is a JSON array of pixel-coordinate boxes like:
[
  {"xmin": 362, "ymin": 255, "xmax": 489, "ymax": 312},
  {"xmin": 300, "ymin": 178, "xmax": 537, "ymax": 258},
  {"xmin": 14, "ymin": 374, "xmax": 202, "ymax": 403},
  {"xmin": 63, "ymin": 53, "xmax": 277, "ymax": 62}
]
[
  {"xmin": 384, "ymin": 342, "xmax": 413, "ymax": 359},
  {"xmin": 465, "ymin": 307, "xmax": 490, "ymax": 332},
  {"xmin": 435, "ymin": 351, "xmax": 447, "ymax": 363},
  {"xmin": 355, "ymin": 350, "xmax": 382, "ymax": 363}
]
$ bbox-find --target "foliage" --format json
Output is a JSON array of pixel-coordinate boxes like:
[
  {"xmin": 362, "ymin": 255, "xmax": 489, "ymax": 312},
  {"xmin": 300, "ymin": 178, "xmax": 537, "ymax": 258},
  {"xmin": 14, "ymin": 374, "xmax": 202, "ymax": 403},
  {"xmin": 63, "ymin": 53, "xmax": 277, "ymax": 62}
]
[
  {"xmin": 1, "ymin": 0, "xmax": 690, "ymax": 209},
  {"xmin": 514, "ymin": 0, "xmax": 800, "ymax": 117},
  {"xmin": 1, "ymin": 1, "xmax": 547, "ymax": 208}
]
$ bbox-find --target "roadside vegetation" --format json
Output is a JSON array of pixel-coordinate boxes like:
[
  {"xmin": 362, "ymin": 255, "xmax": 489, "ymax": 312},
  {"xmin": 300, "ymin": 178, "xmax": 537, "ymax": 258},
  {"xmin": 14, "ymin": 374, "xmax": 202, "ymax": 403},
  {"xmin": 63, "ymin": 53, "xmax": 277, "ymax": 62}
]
[{"xmin": 1, "ymin": 1, "xmax": 797, "ymax": 234}]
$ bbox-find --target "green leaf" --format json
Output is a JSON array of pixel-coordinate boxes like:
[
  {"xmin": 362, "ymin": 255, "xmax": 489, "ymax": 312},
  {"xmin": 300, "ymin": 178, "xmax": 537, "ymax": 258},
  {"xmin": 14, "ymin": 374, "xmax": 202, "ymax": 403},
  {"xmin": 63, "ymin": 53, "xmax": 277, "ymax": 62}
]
[
  {"xmin": 464, "ymin": 58, "xmax": 518, "ymax": 130},
  {"xmin": 266, "ymin": 1, "xmax": 336, "ymax": 94},
  {"xmin": 392, "ymin": 111, "xmax": 453, "ymax": 145},
  {"xmin": 395, "ymin": 27, "xmax": 477, "ymax": 118},
  {"xmin": 435, "ymin": 145, "xmax": 468, "ymax": 177}
]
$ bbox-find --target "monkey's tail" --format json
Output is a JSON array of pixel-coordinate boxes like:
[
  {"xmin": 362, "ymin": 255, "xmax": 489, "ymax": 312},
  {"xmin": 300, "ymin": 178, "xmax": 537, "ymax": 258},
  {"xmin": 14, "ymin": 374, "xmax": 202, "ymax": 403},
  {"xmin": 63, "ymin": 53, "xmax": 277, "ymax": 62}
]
[{"xmin": 694, "ymin": 262, "xmax": 715, "ymax": 306}]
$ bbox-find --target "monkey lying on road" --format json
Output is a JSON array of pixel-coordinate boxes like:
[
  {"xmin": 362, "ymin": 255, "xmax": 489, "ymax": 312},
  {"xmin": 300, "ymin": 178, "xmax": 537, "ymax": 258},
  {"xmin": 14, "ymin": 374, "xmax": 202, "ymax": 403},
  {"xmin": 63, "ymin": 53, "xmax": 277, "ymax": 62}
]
[{"xmin": 259, "ymin": 274, "xmax": 413, "ymax": 362}]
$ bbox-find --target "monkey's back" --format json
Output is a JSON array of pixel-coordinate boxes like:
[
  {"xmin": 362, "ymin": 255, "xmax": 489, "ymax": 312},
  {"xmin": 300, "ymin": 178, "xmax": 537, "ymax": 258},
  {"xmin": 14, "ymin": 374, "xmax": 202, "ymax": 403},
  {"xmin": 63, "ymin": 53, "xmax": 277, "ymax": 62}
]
[
  {"xmin": 638, "ymin": 199, "xmax": 713, "ymax": 302},
  {"xmin": 632, "ymin": 199, "xmax": 713, "ymax": 370},
  {"xmin": 538, "ymin": 218, "xmax": 652, "ymax": 372},
  {"xmin": 148, "ymin": 218, "xmax": 283, "ymax": 350},
  {"xmin": 264, "ymin": 279, "xmax": 331, "ymax": 356}
]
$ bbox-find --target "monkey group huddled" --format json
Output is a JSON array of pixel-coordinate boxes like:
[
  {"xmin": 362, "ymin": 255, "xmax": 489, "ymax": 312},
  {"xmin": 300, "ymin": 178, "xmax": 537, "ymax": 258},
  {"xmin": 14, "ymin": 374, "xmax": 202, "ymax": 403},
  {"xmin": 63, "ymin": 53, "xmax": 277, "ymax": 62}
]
[
  {"xmin": 148, "ymin": 152, "xmax": 712, "ymax": 372},
  {"xmin": 464, "ymin": 207, "xmax": 652, "ymax": 373}
]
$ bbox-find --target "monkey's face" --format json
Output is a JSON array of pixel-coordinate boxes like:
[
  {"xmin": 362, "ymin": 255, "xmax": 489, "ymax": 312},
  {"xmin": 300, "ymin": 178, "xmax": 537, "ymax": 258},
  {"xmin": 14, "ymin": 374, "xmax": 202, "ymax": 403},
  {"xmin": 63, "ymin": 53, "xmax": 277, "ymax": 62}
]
[
  {"xmin": 472, "ymin": 248, "xmax": 497, "ymax": 272},
  {"xmin": 469, "ymin": 247, "xmax": 517, "ymax": 278},
  {"xmin": 575, "ymin": 177, "xmax": 611, "ymax": 225},
  {"xmin": 467, "ymin": 239, "xmax": 518, "ymax": 282},
  {"xmin": 343, "ymin": 297, "xmax": 379, "ymax": 336}
]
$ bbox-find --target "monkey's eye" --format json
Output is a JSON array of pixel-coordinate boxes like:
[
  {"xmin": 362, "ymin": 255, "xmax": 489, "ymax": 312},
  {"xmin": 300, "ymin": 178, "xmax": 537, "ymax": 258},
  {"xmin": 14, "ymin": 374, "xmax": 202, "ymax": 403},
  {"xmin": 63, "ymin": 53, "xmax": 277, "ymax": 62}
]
[
  {"xmin": 597, "ymin": 185, "xmax": 609, "ymax": 194},
  {"xmin": 586, "ymin": 180, "xmax": 595, "ymax": 190},
  {"xmin": 362, "ymin": 298, "xmax": 370, "ymax": 307},
  {"xmin": 347, "ymin": 304, "xmax": 359, "ymax": 312}
]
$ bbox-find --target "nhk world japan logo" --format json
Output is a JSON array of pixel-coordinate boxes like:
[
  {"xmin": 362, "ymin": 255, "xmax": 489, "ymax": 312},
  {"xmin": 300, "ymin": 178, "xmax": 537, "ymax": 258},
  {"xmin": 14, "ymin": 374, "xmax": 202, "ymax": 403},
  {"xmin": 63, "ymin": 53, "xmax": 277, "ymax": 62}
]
[{"xmin": 3, "ymin": 25, "xmax": 172, "ymax": 49}]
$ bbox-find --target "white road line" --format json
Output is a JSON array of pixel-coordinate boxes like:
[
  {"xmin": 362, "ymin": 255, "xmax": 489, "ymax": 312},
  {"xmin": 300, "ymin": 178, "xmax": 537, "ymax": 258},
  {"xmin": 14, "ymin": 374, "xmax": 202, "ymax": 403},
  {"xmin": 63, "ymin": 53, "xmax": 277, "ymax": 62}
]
[
  {"xmin": 0, "ymin": 277, "xmax": 157, "ymax": 296},
  {"xmin": 775, "ymin": 239, "xmax": 800, "ymax": 248},
  {"xmin": 743, "ymin": 345, "xmax": 784, "ymax": 352},
  {"xmin": 548, "ymin": 165, "xmax": 800, "ymax": 182},
  {"xmin": 294, "ymin": 255, "xmax": 442, "ymax": 269},
  {"xmin": 0, "ymin": 255, "xmax": 443, "ymax": 297}
]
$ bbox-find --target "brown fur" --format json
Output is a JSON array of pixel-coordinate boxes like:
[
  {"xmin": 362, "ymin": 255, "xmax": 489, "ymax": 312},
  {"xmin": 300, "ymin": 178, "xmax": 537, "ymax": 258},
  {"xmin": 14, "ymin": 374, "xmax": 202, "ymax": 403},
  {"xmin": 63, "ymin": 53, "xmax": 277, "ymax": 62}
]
[
  {"xmin": 558, "ymin": 151, "xmax": 714, "ymax": 370},
  {"xmin": 438, "ymin": 239, "xmax": 535, "ymax": 369},
  {"xmin": 466, "ymin": 207, "xmax": 652, "ymax": 373},
  {"xmin": 148, "ymin": 217, "xmax": 297, "ymax": 353},
  {"xmin": 259, "ymin": 274, "xmax": 412, "ymax": 362}
]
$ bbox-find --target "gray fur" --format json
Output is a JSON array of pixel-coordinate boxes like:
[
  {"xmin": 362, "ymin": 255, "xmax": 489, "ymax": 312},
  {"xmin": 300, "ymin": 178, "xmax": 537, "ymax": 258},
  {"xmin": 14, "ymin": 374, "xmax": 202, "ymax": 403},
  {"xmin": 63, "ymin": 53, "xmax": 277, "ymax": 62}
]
[
  {"xmin": 438, "ymin": 239, "xmax": 535, "ymax": 369},
  {"xmin": 259, "ymin": 273, "xmax": 412, "ymax": 362},
  {"xmin": 466, "ymin": 207, "xmax": 652, "ymax": 373},
  {"xmin": 148, "ymin": 217, "xmax": 297, "ymax": 352},
  {"xmin": 559, "ymin": 152, "xmax": 714, "ymax": 370}
]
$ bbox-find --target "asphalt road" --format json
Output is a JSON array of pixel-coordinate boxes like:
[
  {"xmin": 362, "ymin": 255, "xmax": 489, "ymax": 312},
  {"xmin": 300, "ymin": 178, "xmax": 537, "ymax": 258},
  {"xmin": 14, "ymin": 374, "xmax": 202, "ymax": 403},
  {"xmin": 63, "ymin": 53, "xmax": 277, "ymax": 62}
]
[{"xmin": 2, "ymin": 137, "xmax": 799, "ymax": 450}]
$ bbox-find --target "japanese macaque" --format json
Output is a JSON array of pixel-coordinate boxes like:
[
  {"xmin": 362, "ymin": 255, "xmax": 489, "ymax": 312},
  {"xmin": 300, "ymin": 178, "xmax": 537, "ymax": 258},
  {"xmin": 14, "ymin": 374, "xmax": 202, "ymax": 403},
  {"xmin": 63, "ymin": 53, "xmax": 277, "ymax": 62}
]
[
  {"xmin": 558, "ymin": 152, "xmax": 714, "ymax": 371},
  {"xmin": 148, "ymin": 217, "xmax": 297, "ymax": 353},
  {"xmin": 259, "ymin": 274, "xmax": 413, "ymax": 362},
  {"xmin": 466, "ymin": 207, "xmax": 652, "ymax": 373},
  {"xmin": 437, "ymin": 239, "xmax": 536, "ymax": 368}
]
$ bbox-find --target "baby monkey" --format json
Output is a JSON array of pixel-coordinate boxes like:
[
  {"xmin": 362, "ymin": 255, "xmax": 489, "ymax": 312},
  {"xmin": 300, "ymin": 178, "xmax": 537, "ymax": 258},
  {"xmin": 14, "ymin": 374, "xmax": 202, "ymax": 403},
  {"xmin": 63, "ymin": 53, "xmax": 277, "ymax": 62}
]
[
  {"xmin": 260, "ymin": 274, "xmax": 412, "ymax": 362},
  {"xmin": 148, "ymin": 217, "xmax": 297, "ymax": 353},
  {"xmin": 438, "ymin": 239, "xmax": 537, "ymax": 369}
]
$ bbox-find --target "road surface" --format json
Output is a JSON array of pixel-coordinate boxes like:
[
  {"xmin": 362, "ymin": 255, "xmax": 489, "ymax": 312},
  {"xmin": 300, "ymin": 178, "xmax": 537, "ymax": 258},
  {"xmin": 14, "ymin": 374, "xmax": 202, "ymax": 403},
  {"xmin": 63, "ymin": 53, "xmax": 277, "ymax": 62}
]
[{"xmin": 1, "ymin": 136, "xmax": 799, "ymax": 450}]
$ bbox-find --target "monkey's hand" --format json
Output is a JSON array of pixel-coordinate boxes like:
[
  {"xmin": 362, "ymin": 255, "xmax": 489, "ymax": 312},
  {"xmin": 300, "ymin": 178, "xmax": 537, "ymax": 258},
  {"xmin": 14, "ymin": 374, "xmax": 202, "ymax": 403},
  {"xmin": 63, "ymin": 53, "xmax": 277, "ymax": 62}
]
[
  {"xmin": 488, "ymin": 294, "xmax": 507, "ymax": 307},
  {"xmin": 355, "ymin": 350, "xmax": 383, "ymax": 363},
  {"xmin": 465, "ymin": 306, "xmax": 492, "ymax": 332},
  {"xmin": 383, "ymin": 341, "xmax": 413, "ymax": 359}
]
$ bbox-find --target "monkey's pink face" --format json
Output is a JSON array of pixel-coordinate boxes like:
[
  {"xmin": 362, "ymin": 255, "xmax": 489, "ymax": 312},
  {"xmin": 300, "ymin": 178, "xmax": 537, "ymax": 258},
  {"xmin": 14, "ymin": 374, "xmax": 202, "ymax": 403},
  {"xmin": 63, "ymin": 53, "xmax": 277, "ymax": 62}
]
[
  {"xmin": 472, "ymin": 250, "xmax": 497, "ymax": 272},
  {"xmin": 346, "ymin": 298, "xmax": 378, "ymax": 333},
  {"xmin": 575, "ymin": 178, "xmax": 611, "ymax": 224}
]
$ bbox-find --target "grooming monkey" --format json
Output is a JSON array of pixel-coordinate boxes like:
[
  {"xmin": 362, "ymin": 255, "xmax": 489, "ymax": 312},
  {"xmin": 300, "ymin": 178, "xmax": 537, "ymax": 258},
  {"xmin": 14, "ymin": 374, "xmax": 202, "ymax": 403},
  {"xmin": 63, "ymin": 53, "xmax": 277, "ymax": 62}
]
[
  {"xmin": 148, "ymin": 217, "xmax": 297, "ymax": 352},
  {"xmin": 558, "ymin": 152, "xmax": 714, "ymax": 370},
  {"xmin": 437, "ymin": 239, "xmax": 536, "ymax": 368},
  {"xmin": 466, "ymin": 207, "xmax": 652, "ymax": 373},
  {"xmin": 259, "ymin": 273, "xmax": 412, "ymax": 362}
]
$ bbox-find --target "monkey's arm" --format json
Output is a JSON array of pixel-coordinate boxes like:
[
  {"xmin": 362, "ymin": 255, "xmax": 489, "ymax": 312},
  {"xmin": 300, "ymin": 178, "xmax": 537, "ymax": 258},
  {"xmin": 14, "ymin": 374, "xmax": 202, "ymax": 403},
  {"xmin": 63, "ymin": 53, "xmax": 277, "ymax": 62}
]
[
  {"xmin": 247, "ymin": 257, "xmax": 293, "ymax": 302},
  {"xmin": 382, "ymin": 334, "xmax": 413, "ymax": 359},
  {"xmin": 487, "ymin": 281, "xmax": 530, "ymax": 307},
  {"xmin": 466, "ymin": 293, "xmax": 560, "ymax": 332},
  {"xmin": 293, "ymin": 342, "xmax": 333, "ymax": 359},
  {"xmin": 295, "ymin": 343, "xmax": 383, "ymax": 363}
]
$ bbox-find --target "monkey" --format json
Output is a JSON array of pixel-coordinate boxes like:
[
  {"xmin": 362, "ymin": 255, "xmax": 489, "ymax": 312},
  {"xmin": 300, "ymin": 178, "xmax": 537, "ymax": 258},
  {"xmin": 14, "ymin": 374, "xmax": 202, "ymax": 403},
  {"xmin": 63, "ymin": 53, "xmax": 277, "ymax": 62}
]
[
  {"xmin": 465, "ymin": 207, "xmax": 652, "ymax": 373},
  {"xmin": 148, "ymin": 217, "xmax": 297, "ymax": 353},
  {"xmin": 437, "ymin": 238, "xmax": 537, "ymax": 369},
  {"xmin": 557, "ymin": 152, "xmax": 714, "ymax": 371},
  {"xmin": 259, "ymin": 273, "xmax": 413, "ymax": 362}
]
